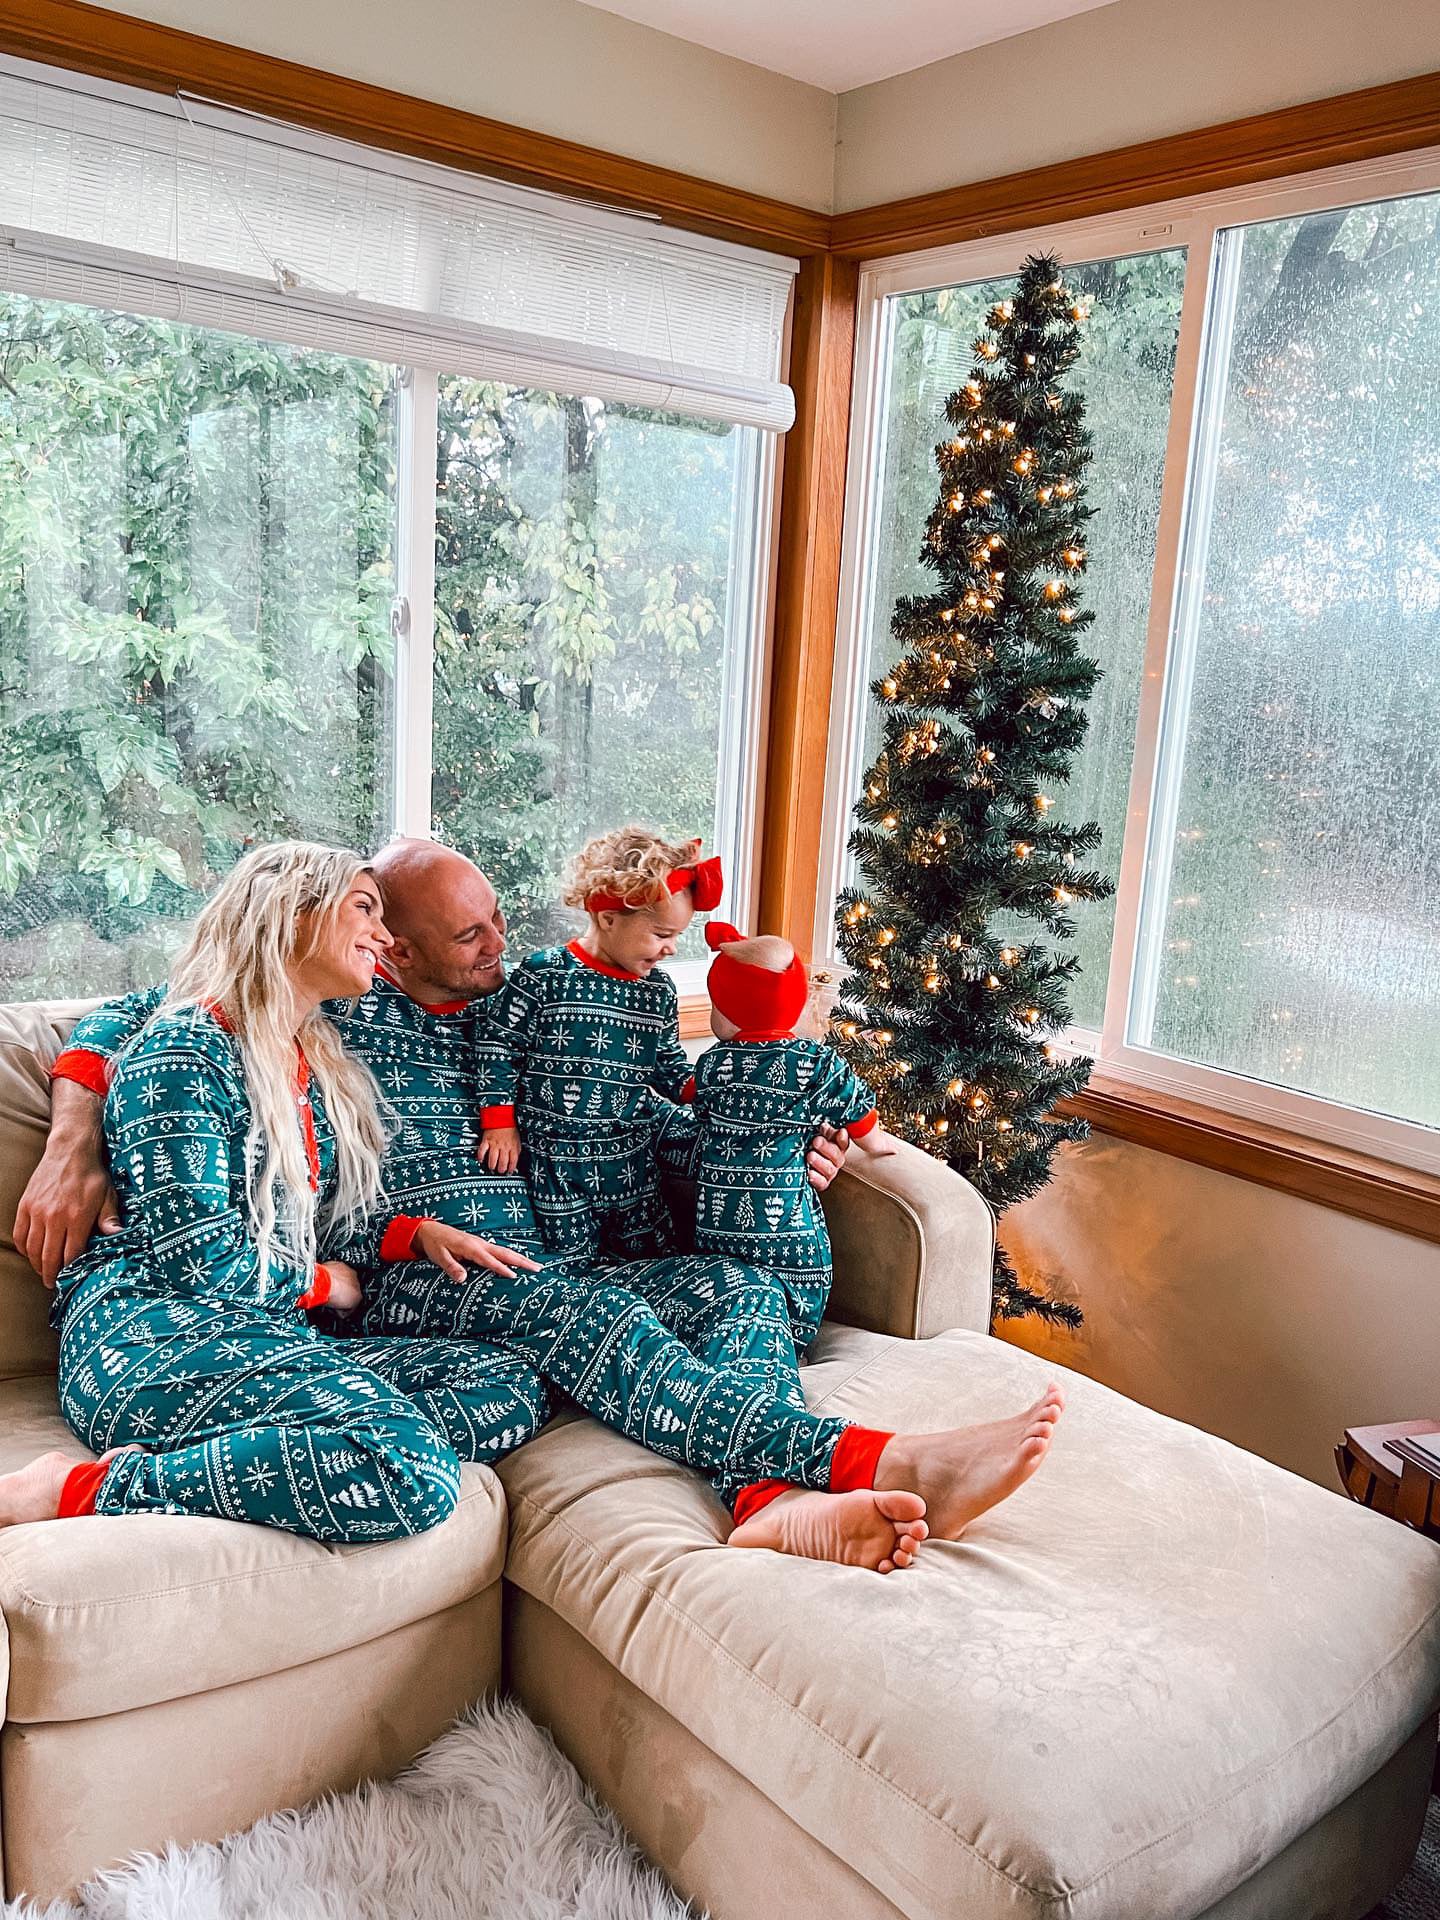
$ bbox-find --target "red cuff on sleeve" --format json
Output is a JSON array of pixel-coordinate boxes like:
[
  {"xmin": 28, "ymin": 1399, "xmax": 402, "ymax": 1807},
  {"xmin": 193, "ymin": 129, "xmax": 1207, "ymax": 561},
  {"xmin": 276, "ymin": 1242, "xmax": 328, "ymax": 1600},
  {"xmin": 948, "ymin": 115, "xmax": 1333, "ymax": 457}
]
[
  {"xmin": 828, "ymin": 1425, "xmax": 894, "ymax": 1492},
  {"xmin": 296, "ymin": 1264, "xmax": 331, "ymax": 1312},
  {"xmin": 58, "ymin": 1459, "xmax": 111, "ymax": 1518},
  {"xmin": 479, "ymin": 1105, "xmax": 516, "ymax": 1129},
  {"xmin": 730, "ymin": 1478, "xmax": 793, "ymax": 1524},
  {"xmin": 847, "ymin": 1106, "xmax": 880, "ymax": 1140},
  {"xmin": 51, "ymin": 1048, "xmax": 111, "ymax": 1096},
  {"xmin": 379, "ymin": 1215, "xmax": 430, "ymax": 1262},
  {"xmin": 679, "ymin": 1076, "xmax": 696, "ymax": 1104}
]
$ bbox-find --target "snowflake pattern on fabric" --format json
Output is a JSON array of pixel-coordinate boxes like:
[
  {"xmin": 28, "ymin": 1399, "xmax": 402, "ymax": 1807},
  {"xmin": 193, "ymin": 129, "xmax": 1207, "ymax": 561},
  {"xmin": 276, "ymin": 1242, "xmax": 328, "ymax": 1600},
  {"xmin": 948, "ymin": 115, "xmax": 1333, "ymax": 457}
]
[
  {"xmin": 56, "ymin": 977, "xmax": 853, "ymax": 1514},
  {"xmin": 690, "ymin": 1038, "xmax": 878, "ymax": 1350},
  {"xmin": 482, "ymin": 945, "xmax": 692, "ymax": 1259},
  {"xmin": 52, "ymin": 1005, "xmax": 550, "ymax": 1541}
]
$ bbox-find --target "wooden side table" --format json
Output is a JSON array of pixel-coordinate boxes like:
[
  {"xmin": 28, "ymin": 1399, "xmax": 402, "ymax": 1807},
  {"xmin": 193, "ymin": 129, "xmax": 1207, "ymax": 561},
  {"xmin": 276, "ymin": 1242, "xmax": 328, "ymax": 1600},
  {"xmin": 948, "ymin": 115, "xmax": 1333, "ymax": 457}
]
[{"xmin": 1337, "ymin": 1420, "xmax": 1440, "ymax": 1537}]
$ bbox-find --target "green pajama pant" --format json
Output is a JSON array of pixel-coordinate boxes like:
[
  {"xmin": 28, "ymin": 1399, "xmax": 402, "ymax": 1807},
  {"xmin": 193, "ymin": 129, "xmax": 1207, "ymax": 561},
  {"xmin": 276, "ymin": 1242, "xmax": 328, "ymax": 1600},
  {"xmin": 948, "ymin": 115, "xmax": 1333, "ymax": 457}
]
[
  {"xmin": 356, "ymin": 1249, "xmax": 834, "ymax": 1508},
  {"xmin": 523, "ymin": 1122, "xmax": 676, "ymax": 1260},
  {"xmin": 57, "ymin": 1278, "xmax": 551, "ymax": 1544}
]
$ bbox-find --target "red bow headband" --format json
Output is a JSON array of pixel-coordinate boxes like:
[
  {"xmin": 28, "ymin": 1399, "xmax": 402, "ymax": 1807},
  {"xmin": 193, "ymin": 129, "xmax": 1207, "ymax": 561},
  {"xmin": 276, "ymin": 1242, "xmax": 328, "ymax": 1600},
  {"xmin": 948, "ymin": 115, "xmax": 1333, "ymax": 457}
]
[
  {"xmin": 586, "ymin": 853, "xmax": 724, "ymax": 916},
  {"xmin": 705, "ymin": 919, "xmax": 809, "ymax": 1036}
]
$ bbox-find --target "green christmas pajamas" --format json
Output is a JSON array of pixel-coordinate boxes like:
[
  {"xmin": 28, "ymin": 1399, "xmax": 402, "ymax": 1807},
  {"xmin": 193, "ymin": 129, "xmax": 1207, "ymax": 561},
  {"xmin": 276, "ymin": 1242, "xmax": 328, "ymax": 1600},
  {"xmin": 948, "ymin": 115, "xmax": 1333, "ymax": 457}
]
[
  {"xmin": 482, "ymin": 943, "xmax": 692, "ymax": 1259},
  {"xmin": 686, "ymin": 1037, "xmax": 879, "ymax": 1350},
  {"xmin": 53, "ymin": 1007, "xmax": 549, "ymax": 1542}
]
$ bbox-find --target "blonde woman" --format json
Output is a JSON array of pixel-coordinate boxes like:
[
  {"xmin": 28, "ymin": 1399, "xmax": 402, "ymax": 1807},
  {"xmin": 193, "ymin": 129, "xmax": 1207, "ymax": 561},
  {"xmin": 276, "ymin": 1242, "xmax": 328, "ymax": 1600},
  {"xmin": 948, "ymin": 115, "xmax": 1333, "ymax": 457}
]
[{"xmin": 0, "ymin": 842, "xmax": 549, "ymax": 1541}]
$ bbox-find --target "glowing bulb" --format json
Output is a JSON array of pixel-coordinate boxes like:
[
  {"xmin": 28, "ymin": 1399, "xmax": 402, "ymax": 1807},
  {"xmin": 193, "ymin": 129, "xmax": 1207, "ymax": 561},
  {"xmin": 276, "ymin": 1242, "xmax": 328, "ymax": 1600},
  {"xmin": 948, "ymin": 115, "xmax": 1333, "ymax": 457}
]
[
  {"xmin": 882, "ymin": 814, "xmax": 898, "ymax": 830},
  {"xmin": 1000, "ymin": 948, "xmax": 1019, "ymax": 964},
  {"xmin": 948, "ymin": 1078, "xmax": 965, "ymax": 1096},
  {"xmin": 882, "ymin": 677, "xmax": 898, "ymax": 698},
  {"xmin": 997, "ymin": 1119, "xmax": 1013, "ymax": 1132},
  {"xmin": 1036, "ymin": 794, "xmax": 1053, "ymax": 811},
  {"xmin": 934, "ymin": 1118, "xmax": 949, "ymax": 1135},
  {"xmin": 1053, "ymin": 886, "xmax": 1074, "ymax": 904},
  {"xmin": 1014, "ymin": 843, "xmax": 1032, "ymax": 861}
]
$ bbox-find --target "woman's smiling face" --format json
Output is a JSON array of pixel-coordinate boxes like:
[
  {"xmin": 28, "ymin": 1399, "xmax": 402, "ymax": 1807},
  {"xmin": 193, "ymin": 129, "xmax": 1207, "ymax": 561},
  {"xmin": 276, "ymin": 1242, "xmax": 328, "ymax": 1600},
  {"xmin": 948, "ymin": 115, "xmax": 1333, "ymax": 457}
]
[{"xmin": 297, "ymin": 875, "xmax": 393, "ymax": 1000}]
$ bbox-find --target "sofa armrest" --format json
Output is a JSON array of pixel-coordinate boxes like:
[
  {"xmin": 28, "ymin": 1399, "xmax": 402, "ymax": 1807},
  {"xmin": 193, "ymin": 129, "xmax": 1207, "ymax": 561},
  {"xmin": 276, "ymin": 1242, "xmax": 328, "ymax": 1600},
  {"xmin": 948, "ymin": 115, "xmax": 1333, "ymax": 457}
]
[{"xmin": 819, "ymin": 1138, "xmax": 995, "ymax": 1340}]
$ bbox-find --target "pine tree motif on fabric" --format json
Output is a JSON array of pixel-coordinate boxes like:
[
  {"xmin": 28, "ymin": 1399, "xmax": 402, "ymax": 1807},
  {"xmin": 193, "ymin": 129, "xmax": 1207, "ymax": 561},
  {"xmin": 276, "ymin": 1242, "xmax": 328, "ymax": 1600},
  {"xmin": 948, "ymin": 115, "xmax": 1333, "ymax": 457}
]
[{"xmin": 834, "ymin": 253, "xmax": 1111, "ymax": 1328}]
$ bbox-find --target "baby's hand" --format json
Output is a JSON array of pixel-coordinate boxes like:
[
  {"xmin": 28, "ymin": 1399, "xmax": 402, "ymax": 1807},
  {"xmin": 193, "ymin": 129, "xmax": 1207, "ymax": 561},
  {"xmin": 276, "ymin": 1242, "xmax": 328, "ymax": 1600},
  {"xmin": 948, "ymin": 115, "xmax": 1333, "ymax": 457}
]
[
  {"xmin": 477, "ymin": 1124, "xmax": 521, "ymax": 1173},
  {"xmin": 318, "ymin": 1260, "xmax": 363, "ymax": 1314}
]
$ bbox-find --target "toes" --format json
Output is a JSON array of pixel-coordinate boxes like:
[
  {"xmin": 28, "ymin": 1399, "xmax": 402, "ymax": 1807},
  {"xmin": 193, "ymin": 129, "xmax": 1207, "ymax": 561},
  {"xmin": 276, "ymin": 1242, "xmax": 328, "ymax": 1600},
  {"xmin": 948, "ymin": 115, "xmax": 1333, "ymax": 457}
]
[
  {"xmin": 877, "ymin": 1557, "xmax": 895, "ymax": 1575},
  {"xmin": 875, "ymin": 1489, "xmax": 926, "ymax": 1523}
]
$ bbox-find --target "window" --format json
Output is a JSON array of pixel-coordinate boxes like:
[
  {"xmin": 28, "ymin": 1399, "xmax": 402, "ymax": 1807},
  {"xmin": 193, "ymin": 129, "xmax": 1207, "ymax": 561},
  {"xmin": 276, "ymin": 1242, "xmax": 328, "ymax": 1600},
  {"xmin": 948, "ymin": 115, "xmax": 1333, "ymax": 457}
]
[
  {"xmin": 828, "ymin": 153, "xmax": 1440, "ymax": 1165},
  {"xmin": 431, "ymin": 380, "xmax": 765, "ymax": 963},
  {"xmin": 0, "ymin": 296, "xmax": 396, "ymax": 996},
  {"xmin": 840, "ymin": 251, "xmax": 1186, "ymax": 1030},
  {"xmin": 0, "ymin": 57, "xmax": 789, "ymax": 997}
]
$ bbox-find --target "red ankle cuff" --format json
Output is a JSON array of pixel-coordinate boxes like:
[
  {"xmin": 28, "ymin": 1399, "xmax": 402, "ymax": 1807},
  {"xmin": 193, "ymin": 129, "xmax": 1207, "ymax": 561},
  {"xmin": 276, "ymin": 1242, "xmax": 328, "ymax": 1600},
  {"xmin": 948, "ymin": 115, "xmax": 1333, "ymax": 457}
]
[
  {"xmin": 829, "ymin": 1426, "xmax": 894, "ymax": 1493},
  {"xmin": 58, "ymin": 1459, "xmax": 110, "ymax": 1518},
  {"xmin": 731, "ymin": 1478, "xmax": 793, "ymax": 1525}
]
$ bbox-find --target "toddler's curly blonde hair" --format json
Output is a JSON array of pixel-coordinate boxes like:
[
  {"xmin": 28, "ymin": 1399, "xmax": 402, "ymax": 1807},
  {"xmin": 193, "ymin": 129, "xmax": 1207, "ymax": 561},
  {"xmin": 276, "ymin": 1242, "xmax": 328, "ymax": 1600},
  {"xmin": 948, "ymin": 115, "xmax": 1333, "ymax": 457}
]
[{"xmin": 563, "ymin": 825, "xmax": 703, "ymax": 913}]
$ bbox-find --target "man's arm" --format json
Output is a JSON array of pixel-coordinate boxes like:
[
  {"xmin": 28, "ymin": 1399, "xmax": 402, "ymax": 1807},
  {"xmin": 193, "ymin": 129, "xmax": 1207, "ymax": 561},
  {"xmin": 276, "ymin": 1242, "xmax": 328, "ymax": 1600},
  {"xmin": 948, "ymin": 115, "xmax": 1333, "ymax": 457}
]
[
  {"xmin": 14, "ymin": 1077, "xmax": 121, "ymax": 1288},
  {"xmin": 15, "ymin": 985, "xmax": 161, "ymax": 1287}
]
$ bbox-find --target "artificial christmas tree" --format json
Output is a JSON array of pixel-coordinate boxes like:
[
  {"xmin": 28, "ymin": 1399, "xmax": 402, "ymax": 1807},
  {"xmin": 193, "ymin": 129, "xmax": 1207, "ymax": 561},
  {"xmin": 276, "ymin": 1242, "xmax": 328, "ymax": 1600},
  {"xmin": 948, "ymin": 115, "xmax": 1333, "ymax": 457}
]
[{"xmin": 834, "ymin": 252, "xmax": 1112, "ymax": 1326}]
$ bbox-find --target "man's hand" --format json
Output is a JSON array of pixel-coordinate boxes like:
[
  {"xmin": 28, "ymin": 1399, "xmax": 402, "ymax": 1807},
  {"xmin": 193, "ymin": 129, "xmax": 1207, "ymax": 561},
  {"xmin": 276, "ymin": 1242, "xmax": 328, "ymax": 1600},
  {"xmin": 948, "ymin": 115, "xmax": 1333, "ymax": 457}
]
[
  {"xmin": 476, "ymin": 1124, "xmax": 521, "ymax": 1174},
  {"xmin": 413, "ymin": 1218, "xmax": 542, "ymax": 1282},
  {"xmin": 318, "ymin": 1261, "xmax": 363, "ymax": 1314},
  {"xmin": 805, "ymin": 1125, "xmax": 850, "ymax": 1192},
  {"xmin": 15, "ymin": 1080, "xmax": 122, "ymax": 1288}
]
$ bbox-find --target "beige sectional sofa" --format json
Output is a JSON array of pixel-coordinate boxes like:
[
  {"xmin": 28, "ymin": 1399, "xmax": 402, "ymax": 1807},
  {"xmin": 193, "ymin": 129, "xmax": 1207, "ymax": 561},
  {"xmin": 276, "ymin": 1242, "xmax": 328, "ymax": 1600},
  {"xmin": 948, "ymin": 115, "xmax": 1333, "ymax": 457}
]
[{"xmin": 3, "ymin": 997, "xmax": 1440, "ymax": 1917}]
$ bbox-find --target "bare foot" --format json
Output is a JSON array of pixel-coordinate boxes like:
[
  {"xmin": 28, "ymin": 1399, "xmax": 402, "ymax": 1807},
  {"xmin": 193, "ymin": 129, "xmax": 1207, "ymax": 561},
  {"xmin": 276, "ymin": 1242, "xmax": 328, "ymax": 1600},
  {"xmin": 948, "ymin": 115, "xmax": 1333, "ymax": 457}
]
[
  {"xmin": 874, "ymin": 1385, "xmax": 1065, "ymax": 1539},
  {"xmin": 728, "ymin": 1487, "xmax": 929, "ymax": 1573},
  {"xmin": 0, "ymin": 1445, "xmax": 137, "ymax": 1528}
]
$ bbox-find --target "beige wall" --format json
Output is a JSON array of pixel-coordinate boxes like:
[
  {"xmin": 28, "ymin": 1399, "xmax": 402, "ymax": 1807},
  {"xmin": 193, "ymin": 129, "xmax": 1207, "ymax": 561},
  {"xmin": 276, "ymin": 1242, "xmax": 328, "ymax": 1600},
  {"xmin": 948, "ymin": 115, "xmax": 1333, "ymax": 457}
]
[
  {"xmin": 834, "ymin": 0, "xmax": 1440, "ymax": 211},
  {"xmin": 995, "ymin": 1134, "xmax": 1440, "ymax": 1490},
  {"xmin": 88, "ymin": 0, "xmax": 839, "ymax": 212}
]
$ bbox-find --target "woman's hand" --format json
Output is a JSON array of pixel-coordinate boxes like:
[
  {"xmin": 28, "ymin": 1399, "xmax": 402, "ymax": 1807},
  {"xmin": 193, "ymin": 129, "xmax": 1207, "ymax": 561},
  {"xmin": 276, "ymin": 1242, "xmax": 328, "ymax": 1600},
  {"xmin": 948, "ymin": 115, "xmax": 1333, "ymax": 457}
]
[
  {"xmin": 413, "ymin": 1218, "xmax": 541, "ymax": 1282},
  {"xmin": 476, "ymin": 1124, "xmax": 522, "ymax": 1174},
  {"xmin": 318, "ymin": 1261, "xmax": 363, "ymax": 1313}
]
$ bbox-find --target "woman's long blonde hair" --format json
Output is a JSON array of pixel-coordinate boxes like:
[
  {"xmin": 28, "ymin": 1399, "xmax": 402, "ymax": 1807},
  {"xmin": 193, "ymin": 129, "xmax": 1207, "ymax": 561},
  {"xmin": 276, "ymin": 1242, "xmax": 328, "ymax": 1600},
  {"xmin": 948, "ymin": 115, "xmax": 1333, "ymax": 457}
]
[{"xmin": 163, "ymin": 841, "xmax": 388, "ymax": 1291}]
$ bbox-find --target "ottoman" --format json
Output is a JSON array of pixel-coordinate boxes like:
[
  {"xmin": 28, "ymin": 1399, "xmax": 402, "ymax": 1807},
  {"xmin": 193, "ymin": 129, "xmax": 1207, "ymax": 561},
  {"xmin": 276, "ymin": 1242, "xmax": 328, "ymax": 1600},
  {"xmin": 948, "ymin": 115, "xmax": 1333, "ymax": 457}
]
[{"xmin": 500, "ymin": 1325, "xmax": 1440, "ymax": 1920}]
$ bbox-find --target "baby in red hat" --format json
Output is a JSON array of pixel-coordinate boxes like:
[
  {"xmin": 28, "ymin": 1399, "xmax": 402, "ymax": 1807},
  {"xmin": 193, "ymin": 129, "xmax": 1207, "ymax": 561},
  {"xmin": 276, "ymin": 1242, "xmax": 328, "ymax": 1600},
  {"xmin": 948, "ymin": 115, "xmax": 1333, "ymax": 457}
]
[{"xmin": 682, "ymin": 921, "xmax": 892, "ymax": 1359}]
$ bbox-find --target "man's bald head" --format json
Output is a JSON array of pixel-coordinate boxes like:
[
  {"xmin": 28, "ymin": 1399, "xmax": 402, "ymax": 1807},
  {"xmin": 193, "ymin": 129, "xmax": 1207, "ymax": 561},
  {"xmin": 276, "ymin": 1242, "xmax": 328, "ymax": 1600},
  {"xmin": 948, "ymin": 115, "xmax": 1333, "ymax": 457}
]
[{"xmin": 370, "ymin": 837, "xmax": 509, "ymax": 1005}]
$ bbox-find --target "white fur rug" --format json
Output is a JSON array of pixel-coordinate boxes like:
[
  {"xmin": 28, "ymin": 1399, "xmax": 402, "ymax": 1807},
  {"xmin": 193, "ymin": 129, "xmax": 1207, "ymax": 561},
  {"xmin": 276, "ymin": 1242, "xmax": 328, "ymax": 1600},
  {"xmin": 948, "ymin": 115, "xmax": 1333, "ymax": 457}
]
[{"xmin": 5, "ymin": 1699, "xmax": 694, "ymax": 1920}]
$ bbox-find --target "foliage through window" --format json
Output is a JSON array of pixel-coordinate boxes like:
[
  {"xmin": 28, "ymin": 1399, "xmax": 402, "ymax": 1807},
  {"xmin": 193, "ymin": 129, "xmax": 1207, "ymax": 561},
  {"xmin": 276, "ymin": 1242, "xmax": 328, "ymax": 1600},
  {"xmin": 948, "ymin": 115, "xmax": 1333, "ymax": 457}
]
[
  {"xmin": 854, "ymin": 251, "xmax": 1186, "ymax": 1031},
  {"xmin": 432, "ymin": 380, "xmax": 760, "ymax": 961},
  {"xmin": 0, "ymin": 296, "xmax": 396, "ymax": 997},
  {"xmin": 1136, "ymin": 190, "xmax": 1440, "ymax": 1129},
  {"xmin": 0, "ymin": 300, "xmax": 767, "ymax": 995}
]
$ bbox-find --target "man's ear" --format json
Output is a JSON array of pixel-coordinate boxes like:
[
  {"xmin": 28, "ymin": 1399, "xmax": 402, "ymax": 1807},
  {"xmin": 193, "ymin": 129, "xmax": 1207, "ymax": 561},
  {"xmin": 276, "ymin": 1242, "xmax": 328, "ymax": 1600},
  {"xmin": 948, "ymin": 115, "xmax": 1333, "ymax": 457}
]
[{"xmin": 386, "ymin": 935, "xmax": 415, "ymax": 973}]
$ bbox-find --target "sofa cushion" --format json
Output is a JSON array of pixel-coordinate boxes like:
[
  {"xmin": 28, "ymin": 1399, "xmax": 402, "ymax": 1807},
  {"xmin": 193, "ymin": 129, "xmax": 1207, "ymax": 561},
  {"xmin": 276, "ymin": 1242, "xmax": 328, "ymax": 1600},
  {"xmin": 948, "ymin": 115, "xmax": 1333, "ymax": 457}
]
[
  {"xmin": 0, "ymin": 1373, "xmax": 508, "ymax": 1724},
  {"xmin": 498, "ymin": 1325, "xmax": 1440, "ymax": 1920},
  {"xmin": 0, "ymin": 1000, "xmax": 91, "ymax": 1379}
]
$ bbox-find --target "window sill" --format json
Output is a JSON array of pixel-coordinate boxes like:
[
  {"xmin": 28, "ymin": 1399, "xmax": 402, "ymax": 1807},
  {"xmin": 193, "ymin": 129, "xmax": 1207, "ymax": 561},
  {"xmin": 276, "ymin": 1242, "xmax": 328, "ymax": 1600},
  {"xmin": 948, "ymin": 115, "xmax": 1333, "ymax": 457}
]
[
  {"xmin": 678, "ymin": 997, "xmax": 712, "ymax": 1041},
  {"xmin": 1058, "ymin": 1077, "xmax": 1440, "ymax": 1247}
]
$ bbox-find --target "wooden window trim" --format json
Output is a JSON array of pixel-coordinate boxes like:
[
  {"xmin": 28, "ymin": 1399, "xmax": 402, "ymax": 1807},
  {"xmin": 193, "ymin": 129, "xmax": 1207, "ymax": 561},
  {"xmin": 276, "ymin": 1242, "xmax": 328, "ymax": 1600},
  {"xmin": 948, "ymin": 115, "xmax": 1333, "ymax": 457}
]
[
  {"xmin": 1061, "ymin": 1080, "xmax": 1440, "ymax": 1247},
  {"xmin": 830, "ymin": 69, "xmax": 1440, "ymax": 260},
  {"xmin": 4, "ymin": 0, "xmax": 1437, "ymax": 1237}
]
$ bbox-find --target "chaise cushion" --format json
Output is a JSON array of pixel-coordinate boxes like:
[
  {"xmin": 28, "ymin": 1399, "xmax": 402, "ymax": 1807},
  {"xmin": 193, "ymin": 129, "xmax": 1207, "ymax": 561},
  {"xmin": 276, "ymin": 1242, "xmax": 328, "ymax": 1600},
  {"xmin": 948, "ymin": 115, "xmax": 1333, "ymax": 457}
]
[
  {"xmin": 498, "ymin": 1325, "xmax": 1440, "ymax": 1920},
  {"xmin": 0, "ymin": 1374, "xmax": 507, "ymax": 1724}
]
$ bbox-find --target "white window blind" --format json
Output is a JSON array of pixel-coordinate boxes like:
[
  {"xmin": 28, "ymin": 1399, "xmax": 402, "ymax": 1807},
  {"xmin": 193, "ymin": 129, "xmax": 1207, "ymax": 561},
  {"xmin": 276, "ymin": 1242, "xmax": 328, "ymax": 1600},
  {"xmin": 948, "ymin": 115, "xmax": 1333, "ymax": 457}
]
[{"xmin": 0, "ymin": 58, "xmax": 798, "ymax": 430}]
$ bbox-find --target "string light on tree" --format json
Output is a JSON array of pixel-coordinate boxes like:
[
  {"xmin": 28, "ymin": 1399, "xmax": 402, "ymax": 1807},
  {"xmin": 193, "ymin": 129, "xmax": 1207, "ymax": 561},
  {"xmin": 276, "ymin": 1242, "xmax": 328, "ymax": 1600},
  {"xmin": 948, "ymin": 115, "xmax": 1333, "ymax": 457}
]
[{"xmin": 834, "ymin": 250, "xmax": 1113, "ymax": 1329}]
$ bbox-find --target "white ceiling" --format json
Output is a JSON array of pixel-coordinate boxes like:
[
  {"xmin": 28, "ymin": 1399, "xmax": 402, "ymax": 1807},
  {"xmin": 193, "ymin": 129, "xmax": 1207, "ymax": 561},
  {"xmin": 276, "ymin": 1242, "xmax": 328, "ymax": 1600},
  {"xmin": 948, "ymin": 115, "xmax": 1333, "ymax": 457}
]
[{"xmin": 569, "ymin": 0, "xmax": 1120, "ymax": 94}]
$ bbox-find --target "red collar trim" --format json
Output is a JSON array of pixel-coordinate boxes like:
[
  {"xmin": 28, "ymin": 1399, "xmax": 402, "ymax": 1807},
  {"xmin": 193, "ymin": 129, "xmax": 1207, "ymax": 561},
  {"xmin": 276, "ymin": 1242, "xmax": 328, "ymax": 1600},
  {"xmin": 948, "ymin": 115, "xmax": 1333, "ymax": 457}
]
[
  {"xmin": 374, "ymin": 963, "xmax": 470, "ymax": 1016},
  {"xmin": 728, "ymin": 1028, "xmax": 799, "ymax": 1043},
  {"xmin": 566, "ymin": 939, "xmax": 641, "ymax": 982}
]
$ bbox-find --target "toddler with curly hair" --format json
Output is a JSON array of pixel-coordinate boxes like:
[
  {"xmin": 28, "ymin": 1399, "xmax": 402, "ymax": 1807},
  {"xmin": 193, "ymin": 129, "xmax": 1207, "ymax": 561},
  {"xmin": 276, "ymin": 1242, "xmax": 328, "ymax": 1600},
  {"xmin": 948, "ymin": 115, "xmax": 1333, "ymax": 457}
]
[{"xmin": 478, "ymin": 825, "xmax": 723, "ymax": 1259}]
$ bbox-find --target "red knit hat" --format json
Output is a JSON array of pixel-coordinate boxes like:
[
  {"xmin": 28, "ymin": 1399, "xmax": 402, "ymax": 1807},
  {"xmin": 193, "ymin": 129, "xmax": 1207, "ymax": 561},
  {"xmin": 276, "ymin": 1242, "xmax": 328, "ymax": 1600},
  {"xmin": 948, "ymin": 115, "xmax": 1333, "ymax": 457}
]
[{"xmin": 705, "ymin": 921, "xmax": 809, "ymax": 1036}]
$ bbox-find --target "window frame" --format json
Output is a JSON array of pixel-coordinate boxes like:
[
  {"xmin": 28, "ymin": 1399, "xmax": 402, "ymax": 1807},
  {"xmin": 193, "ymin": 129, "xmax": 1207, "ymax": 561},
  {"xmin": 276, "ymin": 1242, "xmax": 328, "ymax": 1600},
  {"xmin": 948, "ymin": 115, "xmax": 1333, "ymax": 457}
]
[
  {"xmin": 823, "ymin": 142, "xmax": 1440, "ymax": 1177},
  {"xmin": 0, "ymin": 290, "xmax": 779, "ymax": 1006}
]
